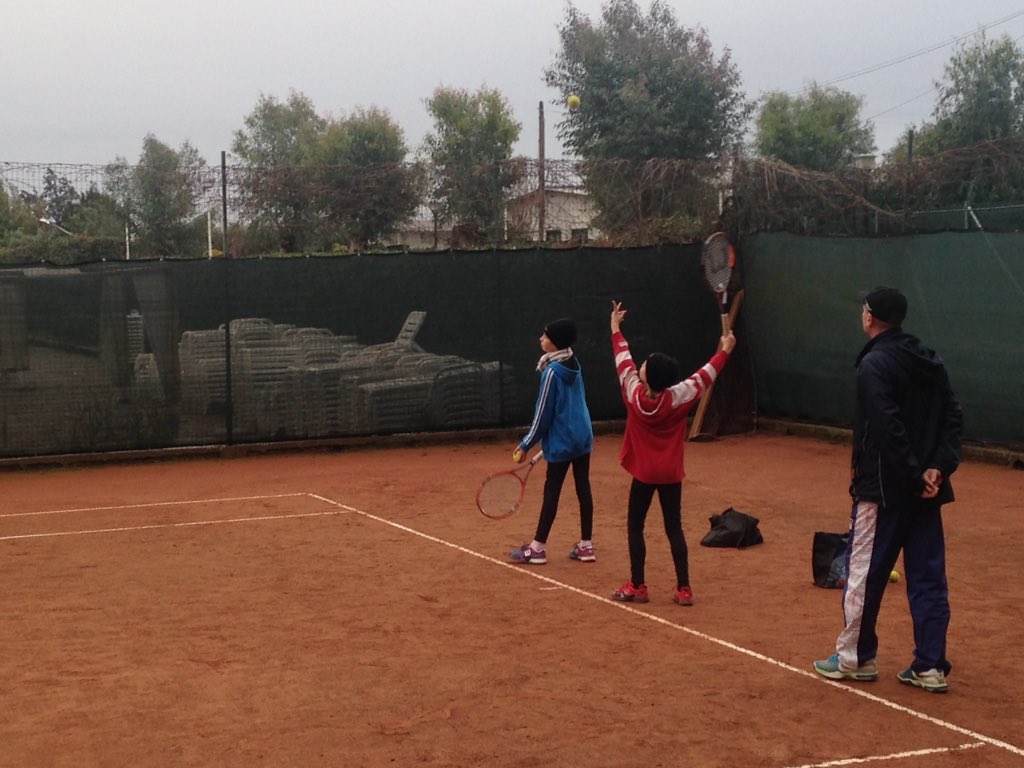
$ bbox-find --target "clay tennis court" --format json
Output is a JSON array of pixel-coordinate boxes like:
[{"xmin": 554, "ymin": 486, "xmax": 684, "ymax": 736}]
[{"xmin": 1, "ymin": 430, "xmax": 1021, "ymax": 767}]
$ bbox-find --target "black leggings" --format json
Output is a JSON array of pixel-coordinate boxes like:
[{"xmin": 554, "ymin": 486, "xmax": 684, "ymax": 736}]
[
  {"xmin": 627, "ymin": 479, "xmax": 688, "ymax": 589},
  {"xmin": 534, "ymin": 453, "xmax": 594, "ymax": 544}
]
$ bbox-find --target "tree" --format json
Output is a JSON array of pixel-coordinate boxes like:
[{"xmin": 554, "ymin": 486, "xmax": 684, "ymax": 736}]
[
  {"xmin": 547, "ymin": 0, "xmax": 749, "ymax": 159},
  {"xmin": 232, "ymin": 90, "xmax": 326, "ymax": 252},
  {"xmin": 422, "ymin": 86, "xmax": 521, "ymax": 245},
  {"xmin": 105, "ymin": 135, "xmax": 207, "ymax": 257},
  {"xmin": 0, "ymin": 176, "xmax": 125, "ymax": 264},
  {"xmin": 887, "ymin": 33, "xmax": 1024, "ymax": 163},
  {"xmin": 931, "ymin": 32, "xmax": 1024, "ymax": 149},
  {"xmin": 42, "ymin": 169, "xmax": 79, "ymax": 227},
  {"xmin": 0, "ymin": 185, "xmax": 14, "ymax": 241},
  {"xmin": 545, "ymin": 0, "xmax": 752, "ymax": 241},
  {"xmin": 881, "ymin": 33, "xmax": 1024, "ymax": 208},
  {"xmin": 310, "ymin": 107, "xmax": 421, "ymax": 250},
  {"xmin": 754, "ymin": 84, "xmax": 875, "ymax": 170},
  {"xmin": 66, "ymin": 184, "xmax": 131, "ymax": 239},
  {"xmin": 37, "ymin": 171, "xmax": 126, "ymax": 240}
]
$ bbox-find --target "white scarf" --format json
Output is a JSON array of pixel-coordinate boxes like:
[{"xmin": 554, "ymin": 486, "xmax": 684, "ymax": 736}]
[{"xmin": 537, "ymin": 348, "xmax": 573, "ymax": 371}]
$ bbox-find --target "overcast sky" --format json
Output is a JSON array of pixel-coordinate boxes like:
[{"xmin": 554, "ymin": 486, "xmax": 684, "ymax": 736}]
[{"xmin": 4, "ymin": 1, "xmax": 1024, "ymax": 166}]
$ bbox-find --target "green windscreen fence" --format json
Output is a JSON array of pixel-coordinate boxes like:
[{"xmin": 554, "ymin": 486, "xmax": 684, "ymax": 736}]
[
  {"xmin": 0, "ymin": 232, "xmax": 1020, "ymax": 460},
  {"xmin": 740, "ymin": 231, "xmax": 1024, "ymax": 447},
  {"xmin": 0, "ymin": 246, "xmax": 734, "ymax": 458}
]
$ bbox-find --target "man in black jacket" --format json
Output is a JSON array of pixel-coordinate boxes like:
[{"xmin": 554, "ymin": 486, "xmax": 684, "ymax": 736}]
[{"xmin": 814, "ymin": 287, "xmax": 963, "ymax": 693}]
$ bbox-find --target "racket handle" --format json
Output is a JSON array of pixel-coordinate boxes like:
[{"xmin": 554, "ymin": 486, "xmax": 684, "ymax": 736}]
[{"xmin": 720, "ymin": 310, "xmax": 730, "ymax": 336}]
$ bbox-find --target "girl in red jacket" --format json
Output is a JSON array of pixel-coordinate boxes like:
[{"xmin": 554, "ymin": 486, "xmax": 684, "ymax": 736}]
[{"xmin": 609, "ymin": 300, "xmax": 735, "ymax": 605}]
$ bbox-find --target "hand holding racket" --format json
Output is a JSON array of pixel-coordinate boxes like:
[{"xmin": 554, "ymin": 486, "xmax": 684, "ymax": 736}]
[
  {"xmin": 476, "ymin": 450, "xmax": 544, "ymax": 520},
  {"xmin": 701, "ymin": 232, "xmax": 736, "ymax": 335}
]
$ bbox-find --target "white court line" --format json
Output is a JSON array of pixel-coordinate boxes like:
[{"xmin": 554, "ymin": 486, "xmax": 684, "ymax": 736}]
[
  {"xmin": 307, "ymin": 493, "xmax": 1024, "ymax": 762},
  {"xmin": 781, "ymin": 742, "xmax": 985, "ymax": 768},
  {"xmin": 0, "ymin": 511, "xmax": 342, "ymax": 541},
  {"xmin": 0, "ymin": 493, "xmax": 308, "ymax": 519}
]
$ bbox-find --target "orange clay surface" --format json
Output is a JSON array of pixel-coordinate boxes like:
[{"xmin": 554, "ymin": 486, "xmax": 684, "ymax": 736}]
[{"xmin": 1, "ymin": 430, "xmax": 1022, "ymax": 768}]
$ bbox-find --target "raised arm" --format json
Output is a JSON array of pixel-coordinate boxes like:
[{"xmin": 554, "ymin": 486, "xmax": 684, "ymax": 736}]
[{"xmin": 610, "ymin": 300, "xmax": 627, "ymax": 335}]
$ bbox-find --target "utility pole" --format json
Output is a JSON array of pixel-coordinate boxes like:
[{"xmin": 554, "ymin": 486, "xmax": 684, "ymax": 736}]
[{"xmin": 538, "ymin": 100, "xmax": 546, "ymax": 243}]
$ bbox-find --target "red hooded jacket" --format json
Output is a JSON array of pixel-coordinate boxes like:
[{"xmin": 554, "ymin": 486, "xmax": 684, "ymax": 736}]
[{"xmin": 612, "ymin": 330, "xmax": 730, "ymax": 484}]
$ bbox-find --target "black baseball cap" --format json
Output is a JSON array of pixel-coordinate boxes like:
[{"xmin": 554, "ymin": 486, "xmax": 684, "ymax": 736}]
[{"xmin": 860, "ymin": 286, "xmax": 907, "ymax": 325}]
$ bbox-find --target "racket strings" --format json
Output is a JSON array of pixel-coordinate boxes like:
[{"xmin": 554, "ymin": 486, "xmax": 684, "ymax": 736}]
[
  {"xmin": 704, "ymin": 264, "xmax": 731, "ymax": 289},
  {"xmin": 478, "ymin": 473, "xmax": 525, "ymax": 518},
  {"xmin": 702, "ymin": 240, "xmax": 733, "ymax": 291}
]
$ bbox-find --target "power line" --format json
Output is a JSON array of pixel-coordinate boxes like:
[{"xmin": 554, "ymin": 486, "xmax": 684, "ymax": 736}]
[
  {"xmin": 792, "ymin": 8, "xmax": 1024, "ymax": 94},
  {"xmin": 866, "ymin": 86, "xmax": 937, "ymax": 121},
  {"xmin": 823, "ymin": 10, "xmax": 1024, "ymax": 137}
]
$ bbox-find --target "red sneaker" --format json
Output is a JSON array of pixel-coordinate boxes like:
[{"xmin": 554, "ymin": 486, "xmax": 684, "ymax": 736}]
[
  {"xmin": 673, "ymin": 586, "xmax": 694, "ymax": 606},
  {"xmin": 612, "ymin": 581, "xmax": 650, "ymax": 603}
]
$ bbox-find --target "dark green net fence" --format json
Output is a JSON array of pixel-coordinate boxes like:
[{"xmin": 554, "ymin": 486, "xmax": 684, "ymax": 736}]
[
  {"xmin": 1, "ymin": 232, "xmax": 1021, "ymax": 460},
  {"xmin": 0, "ymin": 246, "xmax": 738, "ymax": 458}
]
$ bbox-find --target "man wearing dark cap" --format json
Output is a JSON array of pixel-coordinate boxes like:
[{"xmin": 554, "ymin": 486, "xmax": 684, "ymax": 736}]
[
  {"xmin": 861, "ymin": 286, "xmax": 908, "ymax": 325},
  {"xmin": 814, "ymin": 286, "xmax": 963, "ymax": 693}
]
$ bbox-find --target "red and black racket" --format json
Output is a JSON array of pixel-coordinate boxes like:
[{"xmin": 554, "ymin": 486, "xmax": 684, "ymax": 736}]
[
  {"xmin": 701, "ymin": 231, "xmax": 737, "ymax": 334},
  {"xmin": 475, "ymin": 450, "xmax": 544, "ymax": 520}
]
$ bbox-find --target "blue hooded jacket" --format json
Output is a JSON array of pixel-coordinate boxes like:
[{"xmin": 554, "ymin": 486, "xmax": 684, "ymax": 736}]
[{"xmin": 518, "ymin": 357, "xmax": 594, "ymax": 462}]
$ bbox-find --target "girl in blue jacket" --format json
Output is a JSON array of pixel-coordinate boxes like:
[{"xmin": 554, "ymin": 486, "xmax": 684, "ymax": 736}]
[{"xmin": 509, "ymin": 318, "xmax": 595, "ymax": 565}]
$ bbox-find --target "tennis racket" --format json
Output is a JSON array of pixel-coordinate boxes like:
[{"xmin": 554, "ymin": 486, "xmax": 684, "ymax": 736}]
[
  {"xmin": 476, "ymin": 450, "xmax": 544, "ymax": 520},
  {"xmin": 701, "ymin": 231, "xmax": 736, "ymax": 334}
]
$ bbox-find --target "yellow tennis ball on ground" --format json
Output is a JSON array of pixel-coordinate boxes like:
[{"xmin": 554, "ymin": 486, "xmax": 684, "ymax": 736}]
[
  {"xmin": 567, "ymin": 94, "xmax": 581, "ymax": 110},
  {"xmin": 890, "ymin": 570, "xmax": 900, "ymax": 583}
]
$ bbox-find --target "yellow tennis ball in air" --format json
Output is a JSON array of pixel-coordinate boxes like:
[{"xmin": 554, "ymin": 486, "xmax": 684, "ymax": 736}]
[
  {"xmin": 567, "ymin": 94, "xmax": 581, "ymax": 110},
  {"xmin": 890, "ymin": 570, "xmax": 901, "ymax": 583}
]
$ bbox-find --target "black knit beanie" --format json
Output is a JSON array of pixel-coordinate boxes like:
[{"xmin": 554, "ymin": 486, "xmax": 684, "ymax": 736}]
[
  {"xmin": 544, "ymin": 318, "xmax": 577, "ymax": 350},
  {"xmin": 645, "ymin": 352, "xmax": 681, "ymax": 391}
]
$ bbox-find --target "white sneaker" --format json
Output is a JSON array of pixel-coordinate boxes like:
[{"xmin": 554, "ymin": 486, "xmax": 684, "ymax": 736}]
[{"xmin": 897, "ymin": 667, "xmax": 948, "ymax": 693}]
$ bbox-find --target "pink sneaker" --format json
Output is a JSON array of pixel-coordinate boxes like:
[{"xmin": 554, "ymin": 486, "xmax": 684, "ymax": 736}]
[
  {"xmin": 509, "ymin": 544, "xmax": 547, "ymax": 564},
  {"xmin": 569, "ymin": 542, "xmax": 596, "ymax": 562},
  {"xmin": 612, "ymin": 581, "xmax": 649, "ymax": 603}
]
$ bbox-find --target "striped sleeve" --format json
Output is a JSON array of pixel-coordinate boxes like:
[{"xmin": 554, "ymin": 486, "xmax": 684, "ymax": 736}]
[
  {"xmin": 669, "ymin": 350, "xmax": 730, "ymax": 408},
  {"xmin": 612, "ymin": 331, "xmax": 642, "ymax": 403}
]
